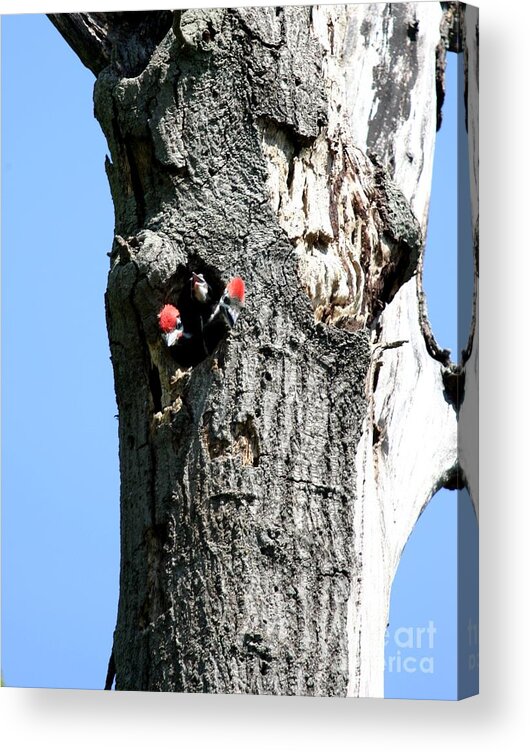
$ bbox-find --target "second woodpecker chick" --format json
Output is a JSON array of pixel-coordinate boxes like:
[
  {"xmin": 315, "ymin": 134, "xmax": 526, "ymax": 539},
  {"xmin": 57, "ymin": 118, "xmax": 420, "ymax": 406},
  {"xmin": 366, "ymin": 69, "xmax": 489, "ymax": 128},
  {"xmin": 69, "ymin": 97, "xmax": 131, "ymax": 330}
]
[
  {"xmin": 158, "ymin": 304, "xmax": 186, "ymax": 347},
  {"xmin": 190, "ymin": 272, "xmax": 210, "ymax": 304},
  {"xmin": 209, "ymin": 276, "xmax": 246, "ymax": 329}
]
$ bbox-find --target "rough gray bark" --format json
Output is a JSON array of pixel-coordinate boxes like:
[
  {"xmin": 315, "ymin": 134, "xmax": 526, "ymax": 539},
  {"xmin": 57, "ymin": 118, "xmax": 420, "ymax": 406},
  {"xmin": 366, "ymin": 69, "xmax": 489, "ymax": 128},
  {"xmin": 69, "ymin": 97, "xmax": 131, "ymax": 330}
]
[{"xmin": 49, "ymin": 3, "xmax": 477, "ymax": 696}]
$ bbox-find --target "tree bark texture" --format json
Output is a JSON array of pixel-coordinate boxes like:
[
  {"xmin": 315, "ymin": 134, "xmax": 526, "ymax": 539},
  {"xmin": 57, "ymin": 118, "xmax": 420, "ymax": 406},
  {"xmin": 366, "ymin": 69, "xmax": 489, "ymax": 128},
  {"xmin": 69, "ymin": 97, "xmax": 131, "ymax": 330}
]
[{"xmin": 49, "ymin": 3, "xmax": 478, "ymax": 696}]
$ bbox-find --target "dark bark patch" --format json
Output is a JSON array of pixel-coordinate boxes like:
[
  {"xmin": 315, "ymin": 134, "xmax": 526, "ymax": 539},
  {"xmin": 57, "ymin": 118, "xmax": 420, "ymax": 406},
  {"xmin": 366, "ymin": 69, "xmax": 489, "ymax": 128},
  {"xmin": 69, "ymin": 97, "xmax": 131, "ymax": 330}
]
[
  {"xmin": 407, "ymin": 20, "xmax": 420, "ymax": 43},
  {"xmin": 366, "ymin": 4, "xmax": 419, "ymax": 173},
  {"xmin": 440, "ymin": 464, "xmax": 465, "ymax": 491},
  {"xmin": 243, "ymin": 632, "xmax": 274, "ymax": 663},
  {"xmin": 48, "ymin": 11, "xmax": 173, "ymax": 77},
  {"xmin": 363, "ymin": 160, "xmax": 423, "ymax": 312},
  {"xmin": 139, "ymin": 521, "xmax": 171, "ymax": 630},
  {"xmin": 442, "ymin": 365, "xmax": 465, "ymax": 411},
  {"xmin": 441, "ymin": 2, "xmax": 463, "ymax": 53},
  {"xmin": 240, "ymin": 6, "xmax": 328, "ymax": 139},
  {"xmin": 257, "ymin": 527, "xmax": 281, "ymax": 559},
  {"xmin": 148, "ymin": 363, "xmax": 163, "ymax": 413},
  {"xmin": 435, "ymin": 40, "xmax": 447, "ymax": 131}
]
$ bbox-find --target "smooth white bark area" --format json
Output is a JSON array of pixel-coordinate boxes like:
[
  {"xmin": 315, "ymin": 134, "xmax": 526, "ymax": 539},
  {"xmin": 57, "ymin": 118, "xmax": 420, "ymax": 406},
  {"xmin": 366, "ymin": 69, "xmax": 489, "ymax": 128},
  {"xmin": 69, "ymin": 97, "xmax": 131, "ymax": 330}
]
[{"xmin": 352, "ymin": 279, "xmax": 458, "ymax": 696}]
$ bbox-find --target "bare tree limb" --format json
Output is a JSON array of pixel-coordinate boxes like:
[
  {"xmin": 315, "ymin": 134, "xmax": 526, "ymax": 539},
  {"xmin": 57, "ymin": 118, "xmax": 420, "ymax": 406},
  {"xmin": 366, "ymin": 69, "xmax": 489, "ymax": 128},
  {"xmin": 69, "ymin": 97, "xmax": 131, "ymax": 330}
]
[{"xmin": 47, "ymin": 11, "xmax": 172, "ymax": 77}]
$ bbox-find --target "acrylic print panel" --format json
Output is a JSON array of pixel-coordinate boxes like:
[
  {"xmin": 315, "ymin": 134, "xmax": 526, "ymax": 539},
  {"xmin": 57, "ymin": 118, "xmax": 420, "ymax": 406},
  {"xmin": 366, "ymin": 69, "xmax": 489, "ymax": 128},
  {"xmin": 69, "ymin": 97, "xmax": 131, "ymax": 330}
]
[{"xmin": 1, "ymin": 3, "xmax": 478, "ymax": 698}]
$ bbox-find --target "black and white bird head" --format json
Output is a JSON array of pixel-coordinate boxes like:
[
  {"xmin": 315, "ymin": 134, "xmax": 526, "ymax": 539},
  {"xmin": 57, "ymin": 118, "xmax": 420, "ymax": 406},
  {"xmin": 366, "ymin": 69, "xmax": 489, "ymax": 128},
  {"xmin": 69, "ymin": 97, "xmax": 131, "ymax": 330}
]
[
  {"xmin": 216, "ymin": 276, "xmax": 246, "ymax": 328},
  {"xmin": 190, "ymin": 272, "xmax": 210, "ymax": 304}
]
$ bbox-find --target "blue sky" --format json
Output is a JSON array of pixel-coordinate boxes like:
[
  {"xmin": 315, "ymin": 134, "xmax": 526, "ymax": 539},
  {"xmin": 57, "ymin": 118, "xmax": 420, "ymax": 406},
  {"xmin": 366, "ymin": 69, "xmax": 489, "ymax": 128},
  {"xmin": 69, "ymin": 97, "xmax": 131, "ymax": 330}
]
[
  {"xmin": 1, "ymin": 14, "xmax": 477, "ymax": 698},
  {"xmin": 2, "ymin": 14, "xmax": 118, "ymax": 689}
]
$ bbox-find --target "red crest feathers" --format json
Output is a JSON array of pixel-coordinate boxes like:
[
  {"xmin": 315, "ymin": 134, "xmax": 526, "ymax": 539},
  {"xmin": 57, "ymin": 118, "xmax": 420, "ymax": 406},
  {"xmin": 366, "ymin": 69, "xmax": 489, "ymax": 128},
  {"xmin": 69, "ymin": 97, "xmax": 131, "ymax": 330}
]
[
  {"xmin": 227, "ymin": 276, "xmax": 245, "ymax": 303},
  {"xmin": 158, "ymin": 304, "xmax": 180, "ymax": 332}
]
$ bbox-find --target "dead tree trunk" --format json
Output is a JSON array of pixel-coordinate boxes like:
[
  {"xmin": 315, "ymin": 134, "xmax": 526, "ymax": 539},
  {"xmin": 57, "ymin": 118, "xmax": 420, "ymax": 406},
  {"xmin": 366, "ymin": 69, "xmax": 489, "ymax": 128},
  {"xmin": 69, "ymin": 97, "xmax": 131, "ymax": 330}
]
[{"xmin": 49, "ymin": 2, "xmax": 478, "ymax": 696}]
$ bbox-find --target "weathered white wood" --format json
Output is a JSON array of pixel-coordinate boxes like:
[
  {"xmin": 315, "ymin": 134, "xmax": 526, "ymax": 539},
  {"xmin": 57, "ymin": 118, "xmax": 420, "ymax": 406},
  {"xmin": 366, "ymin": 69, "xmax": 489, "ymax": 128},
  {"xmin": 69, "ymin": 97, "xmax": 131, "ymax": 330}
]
[{"xmin": 352, "ymin": 279, "xmax": 458, "ymax": 696}]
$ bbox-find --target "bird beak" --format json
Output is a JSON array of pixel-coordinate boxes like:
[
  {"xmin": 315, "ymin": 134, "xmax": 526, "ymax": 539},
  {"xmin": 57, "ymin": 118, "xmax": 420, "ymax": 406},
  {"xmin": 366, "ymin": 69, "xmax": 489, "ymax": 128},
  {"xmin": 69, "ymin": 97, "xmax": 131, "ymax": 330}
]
[{"xmin": 163, "ymin": 330, "xmax": 181, "ymax": 347}]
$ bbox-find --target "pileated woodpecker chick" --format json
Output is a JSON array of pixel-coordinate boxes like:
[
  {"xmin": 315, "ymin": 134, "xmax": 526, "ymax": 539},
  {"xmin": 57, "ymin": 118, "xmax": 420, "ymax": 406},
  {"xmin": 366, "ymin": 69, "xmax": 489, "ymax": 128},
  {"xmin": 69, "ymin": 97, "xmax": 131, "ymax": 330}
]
[
  {"xmin": 208, "ymin": 277, "xmax": 246, "ymax": 329},
  {"xmin": 158, "ymin": 304, "xmax": 186, "ymax": 347},
  {"xmin": 190, "ymin": 272, "xmax": 210, "ymax": 304}
]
